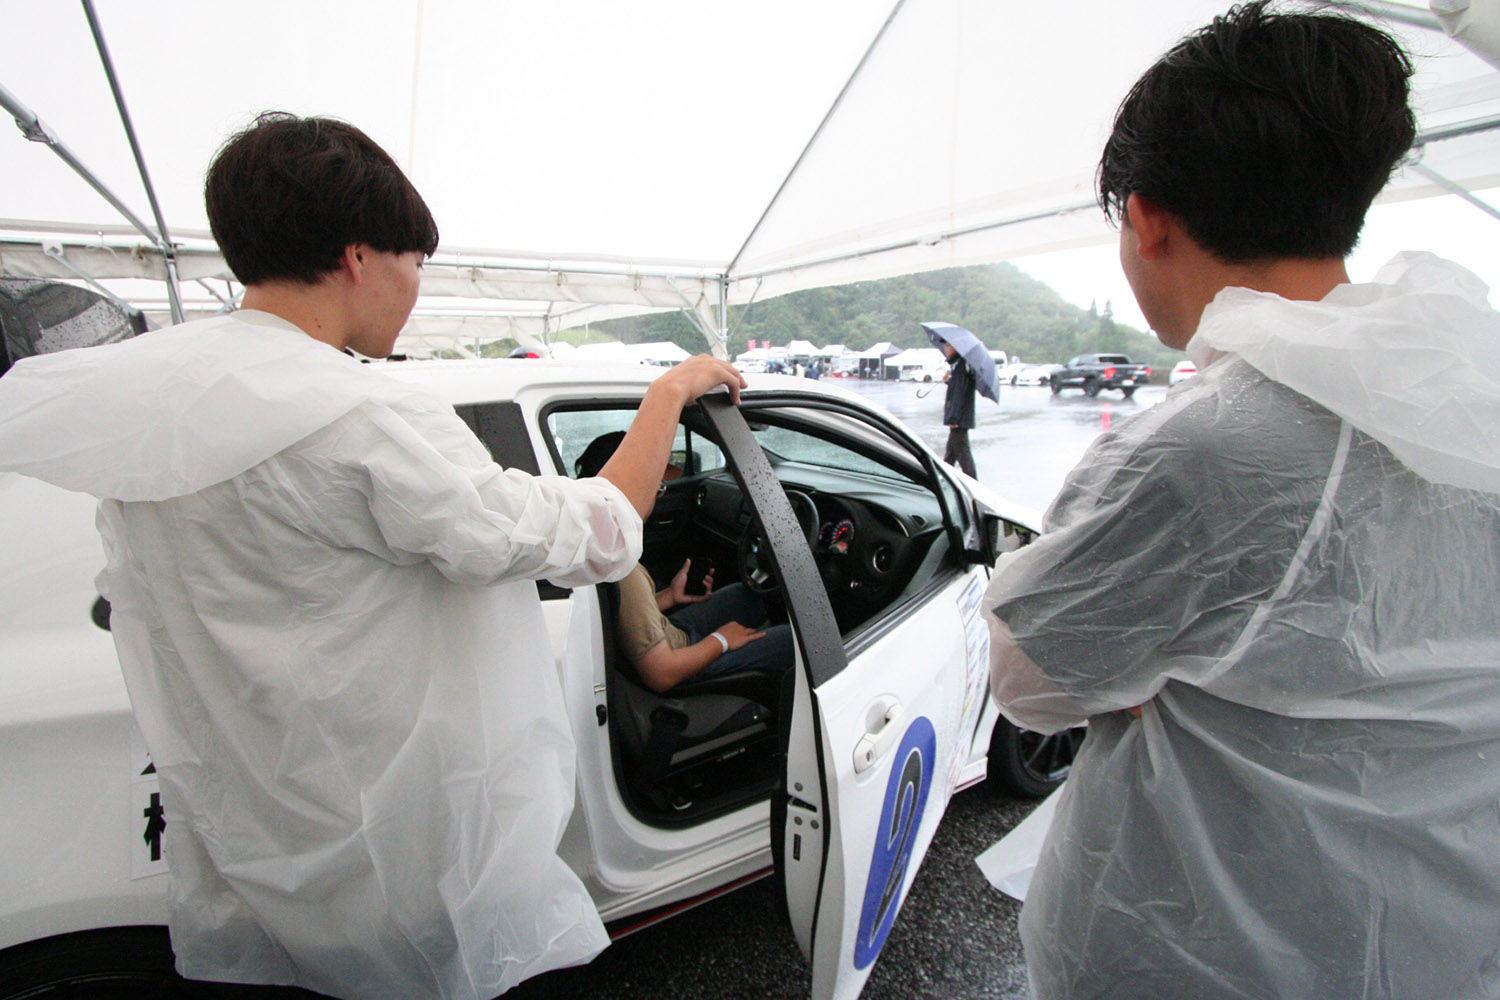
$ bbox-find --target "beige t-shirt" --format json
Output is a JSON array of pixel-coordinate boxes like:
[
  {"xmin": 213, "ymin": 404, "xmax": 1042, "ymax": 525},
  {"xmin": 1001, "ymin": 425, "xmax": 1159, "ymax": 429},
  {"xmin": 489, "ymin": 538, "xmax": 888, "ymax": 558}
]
[{"xmin": 617, "ymin": 563, "xmax": 689, "ymax": 662}]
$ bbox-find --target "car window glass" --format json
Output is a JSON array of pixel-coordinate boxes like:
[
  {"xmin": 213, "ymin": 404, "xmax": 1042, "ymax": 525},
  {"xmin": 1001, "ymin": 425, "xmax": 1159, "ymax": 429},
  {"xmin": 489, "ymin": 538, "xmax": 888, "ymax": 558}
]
[
  {"xmin": 547, "ymin": 407, "xmax": 725, "ymax": 477},
  {"xmin": 753, "ymin": 423, "xmax": 918, "ymax": 485}
]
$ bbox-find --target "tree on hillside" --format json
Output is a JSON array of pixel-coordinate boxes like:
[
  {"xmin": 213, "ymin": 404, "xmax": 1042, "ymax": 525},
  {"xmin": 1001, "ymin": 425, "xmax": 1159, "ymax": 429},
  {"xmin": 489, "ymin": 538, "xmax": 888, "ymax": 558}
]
[{"xmin": 591, "ymin": 262, "xmax": 1180, "ymax": 369}]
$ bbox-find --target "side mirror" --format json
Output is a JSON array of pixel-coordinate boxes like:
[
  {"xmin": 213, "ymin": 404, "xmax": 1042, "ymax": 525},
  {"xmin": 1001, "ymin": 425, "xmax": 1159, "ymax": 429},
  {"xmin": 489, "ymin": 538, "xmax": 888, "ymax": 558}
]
[{"xmin": 971, "ymin": 510, "xmax": 1035, "ymax": 565}]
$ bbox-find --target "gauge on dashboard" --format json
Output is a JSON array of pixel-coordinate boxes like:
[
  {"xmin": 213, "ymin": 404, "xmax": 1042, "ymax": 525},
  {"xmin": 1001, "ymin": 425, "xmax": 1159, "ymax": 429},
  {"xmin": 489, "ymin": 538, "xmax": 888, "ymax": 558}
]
[{"xmin": 821, "ymin": 518, "xmax": 854, "ymax": 554}]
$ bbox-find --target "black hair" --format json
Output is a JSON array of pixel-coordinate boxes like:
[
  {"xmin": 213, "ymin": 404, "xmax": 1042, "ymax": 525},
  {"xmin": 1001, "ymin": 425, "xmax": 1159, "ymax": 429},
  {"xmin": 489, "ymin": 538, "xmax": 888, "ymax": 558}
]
[
  {"xmin": 1098, "ymin": 1, "xmax": 1414, "ymax": 262},
  {"xmin": 205, "ymin": 112, "xmax": 439, "ymax": 285},
  {"xmin": 575, "ymin": 430, "xmax": 626, "ymax": 478}
]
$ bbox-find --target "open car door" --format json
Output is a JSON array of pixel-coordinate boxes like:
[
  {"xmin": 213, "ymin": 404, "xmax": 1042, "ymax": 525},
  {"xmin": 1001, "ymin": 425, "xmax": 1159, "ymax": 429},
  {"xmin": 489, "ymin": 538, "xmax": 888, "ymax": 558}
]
[{"xmin": 701, "ymin": 395, "xmax": 988, "ymax": 1000}]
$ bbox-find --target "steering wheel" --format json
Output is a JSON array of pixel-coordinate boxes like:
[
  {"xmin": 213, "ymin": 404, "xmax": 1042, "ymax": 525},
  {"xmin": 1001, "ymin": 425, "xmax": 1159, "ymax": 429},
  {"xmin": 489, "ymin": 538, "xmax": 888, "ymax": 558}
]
[{"xmin": 738, "ymin": 489, "xmax": 819, "ymax": 594}]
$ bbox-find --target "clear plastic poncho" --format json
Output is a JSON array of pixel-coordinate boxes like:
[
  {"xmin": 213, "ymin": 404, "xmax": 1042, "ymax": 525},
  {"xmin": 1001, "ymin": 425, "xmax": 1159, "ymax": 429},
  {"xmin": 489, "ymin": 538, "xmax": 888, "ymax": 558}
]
[
  {"xmin": 984, "ymin": 254, "xmax": 1500, "ymax": 1000},
  {"xmin": 0, "ymin": 311, "xmax": 643, "ymax": 1000}
]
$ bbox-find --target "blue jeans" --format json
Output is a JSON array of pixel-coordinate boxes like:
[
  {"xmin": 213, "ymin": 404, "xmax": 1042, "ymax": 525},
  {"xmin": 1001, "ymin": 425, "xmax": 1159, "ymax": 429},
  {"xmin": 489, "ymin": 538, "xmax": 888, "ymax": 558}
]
[{"xmin": 667, "ymin": 583, "xmax": 794, "ymax": 678}]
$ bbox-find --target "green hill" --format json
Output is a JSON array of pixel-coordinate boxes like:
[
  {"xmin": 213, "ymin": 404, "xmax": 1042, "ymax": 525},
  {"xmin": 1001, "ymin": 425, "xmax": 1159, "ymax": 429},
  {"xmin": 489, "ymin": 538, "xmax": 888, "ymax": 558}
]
[{"xmin": 593, "ymin": 261, "xmax": 1180, "ymax": 369}]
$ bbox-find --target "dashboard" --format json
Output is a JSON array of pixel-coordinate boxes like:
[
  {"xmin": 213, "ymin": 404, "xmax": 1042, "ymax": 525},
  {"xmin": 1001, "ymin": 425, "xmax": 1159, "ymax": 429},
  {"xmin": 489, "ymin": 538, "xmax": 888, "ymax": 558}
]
[{"xmin": 685, "ymin": 463, "xmax": 949, "ymax": 629}]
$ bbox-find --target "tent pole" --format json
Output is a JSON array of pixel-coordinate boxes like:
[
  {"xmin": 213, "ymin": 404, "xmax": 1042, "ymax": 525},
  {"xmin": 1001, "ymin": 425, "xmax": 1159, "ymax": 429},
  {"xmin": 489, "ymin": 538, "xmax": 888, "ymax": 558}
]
[
  {"xmin": 0, "ymin": 83, "xmax": 161, "ymax": 249},
  {"xmin": 1319, "ymin": 0, "xmax": 1442, "ymax": 31},
  {"xmin": 1408, "ymin": 163, "xmax": 1500, "ymax": 223},
  {"xmin": 1413, "ymin": 112, "xmax": 1500, "ymax": 147},
  {"xmin": 663, "ymin": 275, "xmax": 728, "ymax": 359},
  {"xmin": 725, "ymin": 0, "xmax": 908, "ymax": 277},
  {"xmin": 726, "ymin": 276, "xmax": 765, "ymax": 341},
  {"xmin": 40, "ymin": 243, "xmax": 150, "ymax": 322},
  {"xmin": 81, "ymin": 0, "xmax": 184, "ymax": 325},
  {"xmin": 717, "ymin": 274, "xmax": 730, "ymax": 360}
]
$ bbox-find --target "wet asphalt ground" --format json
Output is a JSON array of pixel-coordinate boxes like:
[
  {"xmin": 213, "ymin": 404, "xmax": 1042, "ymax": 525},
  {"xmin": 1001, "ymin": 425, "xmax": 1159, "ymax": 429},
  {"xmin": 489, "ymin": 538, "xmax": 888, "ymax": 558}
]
[
  {"xmin": 859, "ymin": 374, "xmax": 1171, "ymax": 514},
  {"xmin": 508, "ymin": 377, "xmax": 1175, "ymax": 1000},
  {"xmin": 516, "ymin": 786, "xmax": 1035, "ymax": 1000}
]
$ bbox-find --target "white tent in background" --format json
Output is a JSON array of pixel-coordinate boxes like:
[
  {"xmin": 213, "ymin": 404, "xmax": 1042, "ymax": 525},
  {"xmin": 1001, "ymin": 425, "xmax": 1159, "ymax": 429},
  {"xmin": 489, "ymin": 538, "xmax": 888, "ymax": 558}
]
[
  {"xmin": 886, "ymin": 347, "xmax": 946, "ymax": 373},
  {"xmin": 2, "ymin": 0, "xmax": 1498, "ymax": 357}
]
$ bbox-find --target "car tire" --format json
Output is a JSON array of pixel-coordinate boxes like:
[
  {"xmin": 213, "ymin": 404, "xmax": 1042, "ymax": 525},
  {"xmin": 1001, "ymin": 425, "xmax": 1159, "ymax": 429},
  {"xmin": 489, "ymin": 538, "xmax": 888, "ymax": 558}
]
[
  {"xmin": 0, "ymin": 927, "xmax": 272, "ymax": 999},
  {"xmin": 986, "ymin": 719, "xmax": 1085, "ymax": 798},
  {"xmin": 1120, "ymin": 386, "xmax": 1136, "ymax": 399},
  {"xmin": 1049, "ymin": 378, "xmax": 1062, "ymax": 395},
  {"xmin": 1083, "ymin": 379, "xmax": 1100, "ymax": 398}
]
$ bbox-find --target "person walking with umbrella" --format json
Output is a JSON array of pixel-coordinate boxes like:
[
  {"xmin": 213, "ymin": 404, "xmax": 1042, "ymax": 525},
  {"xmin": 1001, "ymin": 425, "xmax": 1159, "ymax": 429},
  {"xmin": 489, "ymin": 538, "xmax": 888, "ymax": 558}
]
[{"xmin": 921, "ymin": 321, "xmax": 998, "ymax": 479}]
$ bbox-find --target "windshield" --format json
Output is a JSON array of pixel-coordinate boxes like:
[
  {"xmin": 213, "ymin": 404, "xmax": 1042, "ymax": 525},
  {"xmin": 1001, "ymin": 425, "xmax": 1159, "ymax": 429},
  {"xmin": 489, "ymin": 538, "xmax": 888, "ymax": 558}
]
[{"xmin": 753, "ymin": 422, "xmax": 919, "ymax": 486}]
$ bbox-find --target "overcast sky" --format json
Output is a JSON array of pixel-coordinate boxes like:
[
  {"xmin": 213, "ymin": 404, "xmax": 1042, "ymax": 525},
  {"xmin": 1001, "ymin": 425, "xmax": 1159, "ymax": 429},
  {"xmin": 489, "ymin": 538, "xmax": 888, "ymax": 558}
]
[{"xmin": 1016, "ymin": 186, "xmax": 1500, "ymax": 342}]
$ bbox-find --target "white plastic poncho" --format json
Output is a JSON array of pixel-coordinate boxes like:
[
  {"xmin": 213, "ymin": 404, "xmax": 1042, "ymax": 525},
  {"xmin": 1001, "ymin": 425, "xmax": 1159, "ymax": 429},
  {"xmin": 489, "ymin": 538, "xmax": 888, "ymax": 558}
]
[
  {"xmin": 984, "ymin": 254, "xmax": 1500, "ymax": 1000},
  {"xmin": 0, "ymin": 311, "xmax": 643, "ymax": 1000}
]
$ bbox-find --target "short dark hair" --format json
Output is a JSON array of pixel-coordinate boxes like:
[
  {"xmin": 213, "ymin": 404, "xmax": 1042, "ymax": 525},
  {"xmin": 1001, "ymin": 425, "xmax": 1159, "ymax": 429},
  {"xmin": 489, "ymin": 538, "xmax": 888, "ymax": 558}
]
[
  {"xmin": 575, "ymin": 430, "xmax": 626, "ymax": 478},
  {"xmin": 205, "ymin": 112, "xmax": 439, "ymax": 285},
  {"xmin": 1098, "ymin": 1, "xmax": 1414, "ymax": 262}
]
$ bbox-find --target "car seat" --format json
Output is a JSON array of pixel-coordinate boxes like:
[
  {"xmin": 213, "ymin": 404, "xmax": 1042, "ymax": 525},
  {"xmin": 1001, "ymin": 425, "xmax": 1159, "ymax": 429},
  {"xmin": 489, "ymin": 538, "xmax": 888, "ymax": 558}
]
[{"xmin": 597, "ymin": 582, "xmax": 781, "ymax": 818}]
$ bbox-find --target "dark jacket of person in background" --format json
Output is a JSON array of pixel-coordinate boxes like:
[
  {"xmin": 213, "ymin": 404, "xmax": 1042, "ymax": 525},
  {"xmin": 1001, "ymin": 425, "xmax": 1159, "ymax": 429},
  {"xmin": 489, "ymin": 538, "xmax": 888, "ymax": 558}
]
[{"xmin": 943, "ymin": 354, "xmax": 976, "ymax": 429}]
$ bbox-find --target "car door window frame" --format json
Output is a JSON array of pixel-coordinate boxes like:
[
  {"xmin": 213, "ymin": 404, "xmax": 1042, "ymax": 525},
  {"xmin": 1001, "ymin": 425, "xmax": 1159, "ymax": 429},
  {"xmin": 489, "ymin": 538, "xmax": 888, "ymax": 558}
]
[
  {"xmin": 735, "ymin": 393, "xmax": 971, "ymax": 566},
  {"xmin": 537, "ymin": 398, "xmax": 725, "ymax": 480}
]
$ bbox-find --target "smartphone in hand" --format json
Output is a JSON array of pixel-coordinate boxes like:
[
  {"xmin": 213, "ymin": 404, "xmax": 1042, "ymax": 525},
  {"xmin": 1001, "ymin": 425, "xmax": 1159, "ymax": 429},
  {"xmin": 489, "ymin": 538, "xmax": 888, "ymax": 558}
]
[{"xmin": 685, "ymin": 556, "xmax": 713, "ymax": 596}]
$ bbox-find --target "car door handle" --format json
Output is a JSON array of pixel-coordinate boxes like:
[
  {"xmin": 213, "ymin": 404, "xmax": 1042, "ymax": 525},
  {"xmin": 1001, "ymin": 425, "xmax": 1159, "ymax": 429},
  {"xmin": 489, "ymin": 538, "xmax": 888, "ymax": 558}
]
[{"xmin": 853, "ymin": 702, "xmax": 905, "ymax": 774}]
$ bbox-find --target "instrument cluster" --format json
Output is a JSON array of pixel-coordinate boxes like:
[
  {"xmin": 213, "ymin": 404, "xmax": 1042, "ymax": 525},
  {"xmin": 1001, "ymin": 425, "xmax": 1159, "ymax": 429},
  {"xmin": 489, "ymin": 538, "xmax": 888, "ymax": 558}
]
[{"xmin": 818, "ymin": 517, "xmax": 856, "ymax": 554}]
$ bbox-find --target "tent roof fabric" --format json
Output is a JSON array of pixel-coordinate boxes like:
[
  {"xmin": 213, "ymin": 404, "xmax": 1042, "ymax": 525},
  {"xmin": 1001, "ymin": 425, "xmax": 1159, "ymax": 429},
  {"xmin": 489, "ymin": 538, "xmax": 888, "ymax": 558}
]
[{"xmin": 3, "ymin": 0, "xmax": 1498, "ymax": 352}]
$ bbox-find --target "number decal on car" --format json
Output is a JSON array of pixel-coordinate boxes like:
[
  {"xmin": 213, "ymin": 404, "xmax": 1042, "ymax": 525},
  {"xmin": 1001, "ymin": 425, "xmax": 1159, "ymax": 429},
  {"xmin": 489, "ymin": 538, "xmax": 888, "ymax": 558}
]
[{"xmin": 854, "ymin": 715, "xmax": 936, "ymax": 970}]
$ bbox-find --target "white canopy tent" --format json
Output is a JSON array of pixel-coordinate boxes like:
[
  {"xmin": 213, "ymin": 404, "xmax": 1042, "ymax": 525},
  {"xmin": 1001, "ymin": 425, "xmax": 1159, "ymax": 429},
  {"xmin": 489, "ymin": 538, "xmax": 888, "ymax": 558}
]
[
  {"xmin": 2, "ymin": 0, "xmax": 1498, "ymax": 357},
  {"xmin": 886, "ymin": 347, "xmax": 946, "ymax": 371}
]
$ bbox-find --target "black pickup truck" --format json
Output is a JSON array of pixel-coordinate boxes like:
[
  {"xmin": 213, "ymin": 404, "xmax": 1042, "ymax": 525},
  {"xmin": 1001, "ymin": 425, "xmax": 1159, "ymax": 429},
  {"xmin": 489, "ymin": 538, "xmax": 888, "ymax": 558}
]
[{"xmin": 1050, "ymin": 353, "xmax": 1153, "ymax": 398}]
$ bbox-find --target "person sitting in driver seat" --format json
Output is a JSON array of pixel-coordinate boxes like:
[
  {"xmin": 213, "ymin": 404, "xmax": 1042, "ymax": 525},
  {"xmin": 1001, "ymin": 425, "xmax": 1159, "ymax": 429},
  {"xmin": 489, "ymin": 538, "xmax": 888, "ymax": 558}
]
[{"xmin": 576, "ymin": 431, "xmax": 794, "ymax": 692}]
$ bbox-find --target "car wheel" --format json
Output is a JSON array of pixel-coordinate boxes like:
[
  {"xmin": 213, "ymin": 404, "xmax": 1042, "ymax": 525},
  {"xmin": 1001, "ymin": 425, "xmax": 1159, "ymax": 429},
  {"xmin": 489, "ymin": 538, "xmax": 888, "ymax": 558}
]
[
  {"xmin": 986, "ymin": 719, "xmax": 1085, "ymax": 798},
  {"xmin": 1083, "ymin": 379, "xmax": 1100, "ymax": 398},
  {"xmin": 0, "ymin": 927, "xmax": 241, "ymax": 1000},
  {"xmin": 1049, "ymin": 378, "xmax": 1062, "ymax": 395},
  {"xmin": 1120, "ymin": 386, "xmax": 1136, "ymax": 399},
  {"xmin": 922, "ymin": 374, "xmax": 932, "ymax": 382}
]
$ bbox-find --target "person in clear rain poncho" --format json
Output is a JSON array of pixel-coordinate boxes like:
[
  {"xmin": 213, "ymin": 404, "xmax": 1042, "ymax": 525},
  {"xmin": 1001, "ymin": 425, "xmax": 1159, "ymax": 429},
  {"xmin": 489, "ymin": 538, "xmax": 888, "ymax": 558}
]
[
  {"xmin": 0, "ymin": 113, "xmax": 744, "ymax": 1000},
  {"xmin": 984, "ymin": 5, "xmax": 1500, "ymax": 999}
]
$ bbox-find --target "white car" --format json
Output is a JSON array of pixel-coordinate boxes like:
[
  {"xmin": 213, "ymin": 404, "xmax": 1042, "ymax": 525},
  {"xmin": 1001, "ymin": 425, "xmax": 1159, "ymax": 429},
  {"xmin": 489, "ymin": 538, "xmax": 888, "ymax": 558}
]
[
  {"xmin": 1169, "ymin": 358, "xmax": 1198, "ymax": 386},
  {"xmin": 1008, "ymin": 363, "xmax": 1064, "ymax": 386},
  {"xmin": 899, "ymin": 362, "xmax": 950, "ymax": 383},
  {"xmin": 0, "ymin": 357, "xmax": 1078, "ymax": 1000}
]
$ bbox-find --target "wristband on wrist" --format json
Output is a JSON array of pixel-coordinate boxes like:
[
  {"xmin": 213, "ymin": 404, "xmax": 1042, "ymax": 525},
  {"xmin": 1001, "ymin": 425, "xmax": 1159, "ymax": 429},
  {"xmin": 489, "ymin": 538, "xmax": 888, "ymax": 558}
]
[{"xmin": 709, "ymin": 631, "xmax": 729, "ymax": 654}]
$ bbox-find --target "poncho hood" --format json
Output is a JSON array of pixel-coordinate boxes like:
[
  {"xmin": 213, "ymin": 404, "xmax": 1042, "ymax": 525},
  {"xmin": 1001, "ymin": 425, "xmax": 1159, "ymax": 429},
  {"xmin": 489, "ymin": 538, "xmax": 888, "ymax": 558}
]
[
  {"xmin": 1189, "ymin": 252, "xmax": 1500, "ymax": 493},
  {"xmin": 0, "ymin": 310, "xmax": 426, "ymax": 501}
]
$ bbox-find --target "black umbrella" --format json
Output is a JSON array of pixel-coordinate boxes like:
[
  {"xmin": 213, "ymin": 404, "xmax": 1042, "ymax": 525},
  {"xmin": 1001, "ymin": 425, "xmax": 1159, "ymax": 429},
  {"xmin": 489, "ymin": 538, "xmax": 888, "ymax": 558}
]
[{"xmin": 919, "ymin": 321, "xmax": 999, "ymax": 401}]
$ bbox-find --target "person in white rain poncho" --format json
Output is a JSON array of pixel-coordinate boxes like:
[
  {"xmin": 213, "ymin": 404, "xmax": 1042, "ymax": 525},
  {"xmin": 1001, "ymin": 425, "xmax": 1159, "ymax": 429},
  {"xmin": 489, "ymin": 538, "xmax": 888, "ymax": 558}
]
[
  {"xmin": 0, "ymin": 113, "xmax": 744, "ymax": 1000},
  {"xmin": 984, "ymin": 6, "xmax": 1500, "ymax": 999}
]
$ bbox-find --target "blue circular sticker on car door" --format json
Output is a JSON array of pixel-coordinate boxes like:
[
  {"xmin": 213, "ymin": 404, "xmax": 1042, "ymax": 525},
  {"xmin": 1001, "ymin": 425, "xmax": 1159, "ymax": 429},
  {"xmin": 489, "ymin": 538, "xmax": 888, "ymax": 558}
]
[{"xmin": 854, "ymin": 714, "xmax": 936, "ymax": 970}]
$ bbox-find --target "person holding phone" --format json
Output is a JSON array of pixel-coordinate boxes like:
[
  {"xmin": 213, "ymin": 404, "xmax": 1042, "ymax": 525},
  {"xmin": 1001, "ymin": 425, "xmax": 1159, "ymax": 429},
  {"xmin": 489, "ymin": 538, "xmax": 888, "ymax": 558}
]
[{"xmin": 575, "ymin": 432, "xmax": 793, "ymax": 692}]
